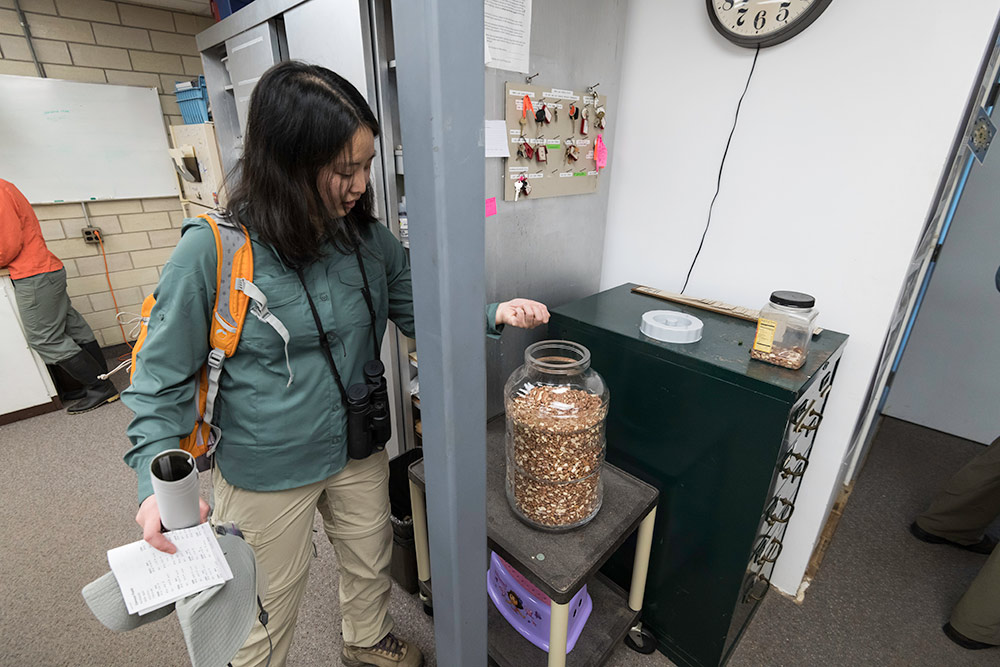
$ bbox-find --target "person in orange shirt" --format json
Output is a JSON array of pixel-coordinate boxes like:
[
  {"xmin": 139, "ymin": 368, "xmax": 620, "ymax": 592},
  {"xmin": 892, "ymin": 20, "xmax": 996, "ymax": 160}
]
[{"xmin": 0, "ymin": 179, "xmax": 118, "ymax": 413}]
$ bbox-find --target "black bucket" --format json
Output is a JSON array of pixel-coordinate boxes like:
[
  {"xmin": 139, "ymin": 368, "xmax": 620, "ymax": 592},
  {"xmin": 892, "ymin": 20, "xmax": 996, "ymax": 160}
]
[{"xmin": 388, "ymin": 447, "xmax": 422, "ymax": 593}]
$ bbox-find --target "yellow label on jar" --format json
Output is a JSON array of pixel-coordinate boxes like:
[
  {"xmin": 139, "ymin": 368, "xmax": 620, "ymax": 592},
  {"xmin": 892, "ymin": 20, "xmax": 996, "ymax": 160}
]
[{"xmin": 753, "ymin": 318, "xmax": 777, "ymax": 353}]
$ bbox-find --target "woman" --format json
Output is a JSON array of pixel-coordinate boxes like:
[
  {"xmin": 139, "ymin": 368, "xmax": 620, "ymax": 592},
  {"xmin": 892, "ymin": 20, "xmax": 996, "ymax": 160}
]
[{"xmin": 123, "ymin": 61, "xmax": 548, "ymax": 667}]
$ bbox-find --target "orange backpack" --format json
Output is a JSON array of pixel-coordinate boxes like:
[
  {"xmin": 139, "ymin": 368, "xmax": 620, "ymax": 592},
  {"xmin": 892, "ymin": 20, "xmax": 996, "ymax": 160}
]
[{"xmin": 129, "ymin": 212, "xmax": 274, "ymax": 470}]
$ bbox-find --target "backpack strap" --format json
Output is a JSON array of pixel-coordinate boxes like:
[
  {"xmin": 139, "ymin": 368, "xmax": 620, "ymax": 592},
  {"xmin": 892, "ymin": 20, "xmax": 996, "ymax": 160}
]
[
  {"xmin": 234, "ymin": 277, "xmax": 294, "ymax": 387},
  {"xmin": 196, "ymin": 212, "xmax": 256, "ymax": 455}
]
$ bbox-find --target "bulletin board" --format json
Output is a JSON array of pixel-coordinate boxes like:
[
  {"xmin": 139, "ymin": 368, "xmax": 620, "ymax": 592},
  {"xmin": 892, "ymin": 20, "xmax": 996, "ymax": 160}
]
[{"xmin": 503, "ymin": 81, "xmax": 608, "ymax": 202}]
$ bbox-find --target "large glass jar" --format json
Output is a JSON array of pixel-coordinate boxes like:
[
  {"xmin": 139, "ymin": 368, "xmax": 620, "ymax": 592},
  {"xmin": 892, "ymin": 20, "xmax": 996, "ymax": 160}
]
[
  {"xmin": 504, "ymin": 340, "xmax": 609, "ymax": 531},
  {"xmin": 750, "ymin": 291, "xmax": 818, "ymax": 370}
]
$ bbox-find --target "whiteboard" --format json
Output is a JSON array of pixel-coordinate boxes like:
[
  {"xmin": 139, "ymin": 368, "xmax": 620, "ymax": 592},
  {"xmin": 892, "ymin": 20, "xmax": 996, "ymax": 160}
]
[{"xmin": 0, "ymin": 75, "xmax": 178, "ymax": 204}]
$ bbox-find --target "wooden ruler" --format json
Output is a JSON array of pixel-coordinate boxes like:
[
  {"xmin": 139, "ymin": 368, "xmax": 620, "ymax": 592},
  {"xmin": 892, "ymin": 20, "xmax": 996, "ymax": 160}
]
[
  {"xmin": 631, "ymin": 286, "xmax": 760, "ymax": 323},
  {"xmin": 630, "ymin": 285, "xmax": 823, "ymax": 336}
]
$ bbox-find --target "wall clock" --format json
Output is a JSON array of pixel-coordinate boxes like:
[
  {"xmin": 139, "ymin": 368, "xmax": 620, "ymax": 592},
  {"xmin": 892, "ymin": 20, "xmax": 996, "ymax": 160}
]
[{"xmin": 707, "ymin": 0, "xmax": 833, "ymax": 48}]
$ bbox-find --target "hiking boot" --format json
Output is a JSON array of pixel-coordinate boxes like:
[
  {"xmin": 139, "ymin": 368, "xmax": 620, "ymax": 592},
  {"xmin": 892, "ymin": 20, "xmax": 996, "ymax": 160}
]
[
  {"xmin": 341, "ymin": 633, "xmax": 424, "ymax": 667},
  {"xmin": 57, "ymin": 349, "xmax": 119, "ymax": 414}
]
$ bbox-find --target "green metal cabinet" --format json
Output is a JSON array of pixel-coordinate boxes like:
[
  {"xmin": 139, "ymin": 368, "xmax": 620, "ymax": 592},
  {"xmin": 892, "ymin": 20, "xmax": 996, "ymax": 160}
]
[{"xmin": 548, "ymin": 284, "xmax": 848, "ymax": 667}]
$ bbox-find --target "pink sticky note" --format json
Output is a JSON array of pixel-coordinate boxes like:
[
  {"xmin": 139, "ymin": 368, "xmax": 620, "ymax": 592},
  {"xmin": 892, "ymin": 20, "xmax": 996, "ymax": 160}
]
[
  {"xmin": 595, "ymin": 135, "xmax": 608, "ymax": 170},
  {"xmin": 485, "ymin": 197, "xmax": 497, "ymax": 217}
]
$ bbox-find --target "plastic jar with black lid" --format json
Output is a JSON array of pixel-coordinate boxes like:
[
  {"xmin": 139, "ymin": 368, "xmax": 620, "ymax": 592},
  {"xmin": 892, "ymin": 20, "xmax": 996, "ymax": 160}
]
[{"xmin": 750, "ymin": 291, "xmax": 818, "ymax": 370}]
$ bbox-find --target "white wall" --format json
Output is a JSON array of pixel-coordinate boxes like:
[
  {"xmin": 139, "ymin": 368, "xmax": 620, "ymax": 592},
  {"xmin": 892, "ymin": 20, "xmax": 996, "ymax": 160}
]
[{"xmin": 603, "ymin": 0, "xmax": 1000, "ymax": 594}]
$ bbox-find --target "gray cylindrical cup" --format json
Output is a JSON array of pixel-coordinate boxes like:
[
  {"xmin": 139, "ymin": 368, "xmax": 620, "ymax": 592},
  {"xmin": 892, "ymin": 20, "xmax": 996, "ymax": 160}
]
[{"xmin": 150, "ymin": 449, "xmax": 200, "ymax": 530}]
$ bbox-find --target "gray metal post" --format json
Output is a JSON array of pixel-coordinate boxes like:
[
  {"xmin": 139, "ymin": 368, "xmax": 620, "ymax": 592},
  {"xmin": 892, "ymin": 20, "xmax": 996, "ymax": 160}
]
[{"xmin": 392, "ymin": 1, "xmax": 487, "ymax": 664}]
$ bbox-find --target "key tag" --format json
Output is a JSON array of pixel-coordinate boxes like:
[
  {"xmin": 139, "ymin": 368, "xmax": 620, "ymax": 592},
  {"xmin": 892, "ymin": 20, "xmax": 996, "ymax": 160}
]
[
  {"xmin": 524, "ymin": 141, "xmax": 535, "ymax": 160},
  {"xmin": 536, "ymin": 142, "xmax": 548, "ymax": 162},
  {"xmin": 522, "ymin": 177, "xmax": 532, "ymax": 197},
  {"xmin": 580, "ymin": 108, "xmax": 589, "ymax": 135},
  {"xmin": 521, "ymin": 95, "xmax": 534, "ymax": 127},
  {"xmin": 544, "ymin": 104, "xmax": 553, "ymax": 124},
  {"xmin": 566, "ymin": 142, "xmax": 579, "ymax": 162},
  {"xmin": 595, "ymin": 134, "xmax": 608, "ymax": 170},
  {"xmin": 595, "ymin": 106, "xmax": 606, "ymax": 130}
]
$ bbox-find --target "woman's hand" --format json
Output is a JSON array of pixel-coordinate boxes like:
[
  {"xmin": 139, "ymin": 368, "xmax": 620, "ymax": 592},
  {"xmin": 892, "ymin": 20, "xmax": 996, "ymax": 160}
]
[
  {"xmin": 496, "ymin": 299, "xmax": 550, "ymax": 329},
  {"xmin": 136, "ymin": 493, "xmax": 211, "ymax": 554}
]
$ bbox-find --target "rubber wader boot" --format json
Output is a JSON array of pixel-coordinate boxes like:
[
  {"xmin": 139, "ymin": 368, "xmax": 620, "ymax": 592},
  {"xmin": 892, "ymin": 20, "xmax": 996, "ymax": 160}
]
[
  {"xmin": 49, "ymin": 341, "xmax": 108, "ymax": 402},
  {"xmin": 57, "ymin": 350, "xmax": 119, "ymax": 414},
  {"xmin": 47, "ymin": 363, "xmax": 86, "ymax": 401},
  {"xmin": 81, "ymin": 340, "xmax": 108, "ymax": 373}
]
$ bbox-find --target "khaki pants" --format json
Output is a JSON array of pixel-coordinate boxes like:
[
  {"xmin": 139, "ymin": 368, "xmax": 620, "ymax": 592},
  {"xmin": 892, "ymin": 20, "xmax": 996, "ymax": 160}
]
[
  {"xmin": 212, "ymin": 449, "xmax": 393, "ymax": 667},
  {"xmin": 12, "ymin": 268, "xmax": 95, "ymax": 365},
  {"xmin": 917, "ymin": 437, "xmax": 1000, "ymax": 645}
]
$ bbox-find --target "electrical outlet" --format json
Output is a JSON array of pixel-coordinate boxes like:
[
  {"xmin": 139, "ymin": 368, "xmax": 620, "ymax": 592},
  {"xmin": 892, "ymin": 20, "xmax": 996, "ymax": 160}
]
[{"xmin": 82, "ymin": 226, "xmax": 102, "ymax": 245}]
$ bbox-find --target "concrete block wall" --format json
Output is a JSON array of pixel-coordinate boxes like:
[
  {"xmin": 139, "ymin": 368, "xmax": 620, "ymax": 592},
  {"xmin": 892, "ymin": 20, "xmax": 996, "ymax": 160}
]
[
  {"xmin": 33, "ymin": 198, "xmax": 186, "ymax": 346},
  {"xmin": 0, "ymin": 1, "xmax": 215, "ymax": 346},
  {"xmin": 0, "ymin": 0, "xmax": 213, "ymax": 126}
]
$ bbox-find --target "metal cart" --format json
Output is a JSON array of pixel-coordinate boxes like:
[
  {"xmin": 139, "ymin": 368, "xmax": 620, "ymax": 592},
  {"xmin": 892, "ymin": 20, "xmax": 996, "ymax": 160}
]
[{"xmin": 408, "ymin": 417, "xmax": 659, "ymax": 667}]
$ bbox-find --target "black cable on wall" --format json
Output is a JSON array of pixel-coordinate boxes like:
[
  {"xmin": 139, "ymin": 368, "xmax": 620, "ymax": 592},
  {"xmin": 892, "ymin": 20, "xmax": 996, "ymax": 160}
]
[{"xmin": 680, "ymin": 43, "xmax": 760, "ymax": 294}]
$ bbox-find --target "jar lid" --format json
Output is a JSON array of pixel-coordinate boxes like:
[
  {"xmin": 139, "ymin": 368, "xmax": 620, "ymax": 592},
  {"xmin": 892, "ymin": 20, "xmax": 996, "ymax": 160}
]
[
  {"xmin": 770, "ymin": 291, "xmax": 815, "ymax": 309},
  {"xmin": 640, "ymin": 310, "xmax": 703, "ymax": 344}
]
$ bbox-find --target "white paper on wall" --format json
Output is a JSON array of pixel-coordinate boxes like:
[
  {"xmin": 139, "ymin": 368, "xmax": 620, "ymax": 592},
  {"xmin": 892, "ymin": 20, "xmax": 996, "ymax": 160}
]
[
  {"xmin": 485, "ymin": 120, "xmax": 511, "ymax": 158},
  {"xmin": 485, "ymin": 0, "xmax": 532, "ymax": 74}
]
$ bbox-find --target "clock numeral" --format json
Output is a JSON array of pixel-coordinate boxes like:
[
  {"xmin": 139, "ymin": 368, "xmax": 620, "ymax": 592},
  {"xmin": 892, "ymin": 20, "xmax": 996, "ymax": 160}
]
[
  {"xmin": 736, "ymin": 6, "xmax": 748, "ymax": 26},
  {"xmin": 721, "ymin": 0, "xmax": 734, "ymax": 10},
  {"xmin": 776, "ymin": 2, "xmax": 791, "ymax": 22},
  {"xmin": 754, "ymin": 9, "xmax": 767, "ymax": 30}
]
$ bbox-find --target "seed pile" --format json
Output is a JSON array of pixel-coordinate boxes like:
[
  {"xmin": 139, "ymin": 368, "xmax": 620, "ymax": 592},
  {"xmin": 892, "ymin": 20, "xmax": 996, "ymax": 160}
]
[
  {"xmin": 506, "ymin": 385, "xmax": 607, "ymax": 528},
  {"xmin": 751, "ymin": 345, "xmax": 806, "ymax": 370}
]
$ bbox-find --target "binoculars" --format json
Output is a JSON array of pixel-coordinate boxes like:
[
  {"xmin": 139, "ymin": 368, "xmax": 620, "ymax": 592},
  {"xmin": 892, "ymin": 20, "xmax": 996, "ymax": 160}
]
[{"xmin": 346, "ymin": 359, "xmax": 392, "ymax": 459}]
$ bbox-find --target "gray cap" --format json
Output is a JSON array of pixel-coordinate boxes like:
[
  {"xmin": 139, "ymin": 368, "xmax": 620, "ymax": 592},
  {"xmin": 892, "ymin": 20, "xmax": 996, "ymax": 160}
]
[{"xmin": 82, "ymin": 534, "xmax": 266, "ymax": 667}]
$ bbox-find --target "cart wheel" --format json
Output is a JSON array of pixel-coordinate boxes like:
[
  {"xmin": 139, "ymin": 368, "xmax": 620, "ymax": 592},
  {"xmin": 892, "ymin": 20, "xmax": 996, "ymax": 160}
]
[
  {"xmin": 419, "ymin": 592, "xmax": 433, "ymax": 617},
  {"xmin": 625, "ymin": 625, "xmax": 657, "ymax": 654}
]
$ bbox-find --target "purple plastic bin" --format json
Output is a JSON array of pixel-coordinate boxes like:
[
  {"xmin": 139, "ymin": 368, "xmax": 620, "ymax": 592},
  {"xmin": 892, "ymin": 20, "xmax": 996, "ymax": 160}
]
[{"xmin": 487, "ymin": 551, "xmax": 593, "ymax": 653}]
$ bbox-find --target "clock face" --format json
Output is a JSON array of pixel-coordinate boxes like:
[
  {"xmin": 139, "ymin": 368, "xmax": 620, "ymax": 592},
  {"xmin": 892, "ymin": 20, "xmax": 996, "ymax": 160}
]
[{"xmin": 707, "ymin": 0, "xmax": 833, "ymax": 48}]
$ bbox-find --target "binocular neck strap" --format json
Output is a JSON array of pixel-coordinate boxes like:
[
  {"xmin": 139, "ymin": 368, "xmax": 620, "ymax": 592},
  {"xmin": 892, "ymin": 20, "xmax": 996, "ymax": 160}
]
[
  {"xmin": 295, "ymin": 268, "xmax": 349, "ymax": 408},
  {"xmin": 353, "ymin": 245, "xmax": 380, "ymax": 360}
]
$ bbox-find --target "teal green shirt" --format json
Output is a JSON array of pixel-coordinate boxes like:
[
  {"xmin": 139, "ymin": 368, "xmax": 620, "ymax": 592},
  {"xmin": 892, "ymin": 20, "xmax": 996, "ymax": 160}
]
[{"xmin": 123, "ymin": 217, "xmax": 501, "ymax": 502}]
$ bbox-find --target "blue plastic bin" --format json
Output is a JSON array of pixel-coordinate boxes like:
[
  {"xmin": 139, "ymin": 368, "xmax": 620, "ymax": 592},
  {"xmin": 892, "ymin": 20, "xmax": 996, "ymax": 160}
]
[
  {"xmin": 175, "ymin": 76, "xmax": 209, "ymax": 124},
  {"xmin": 213, "ymin": 0, "xmax": 256, "ymax": 20}
]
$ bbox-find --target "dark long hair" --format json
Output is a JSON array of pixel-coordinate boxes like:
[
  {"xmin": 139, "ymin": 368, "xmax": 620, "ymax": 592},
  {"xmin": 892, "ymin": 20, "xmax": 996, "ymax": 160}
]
[{"xmin": 225, "ymin": 61, "xmax": 380, "ymax": 265}]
